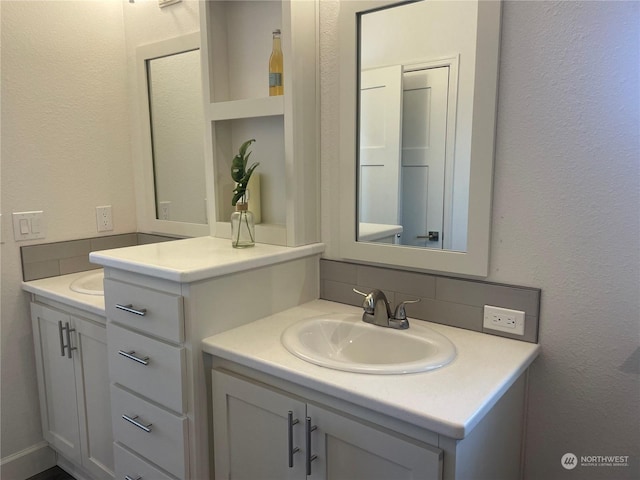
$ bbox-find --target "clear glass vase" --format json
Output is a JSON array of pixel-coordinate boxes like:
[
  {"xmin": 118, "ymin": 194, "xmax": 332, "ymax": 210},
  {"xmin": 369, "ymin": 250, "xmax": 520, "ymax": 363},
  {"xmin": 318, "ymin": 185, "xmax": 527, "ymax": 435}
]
[{"xmin": 231, "ymin": 202, "xmax": 255, "ymax": 248}]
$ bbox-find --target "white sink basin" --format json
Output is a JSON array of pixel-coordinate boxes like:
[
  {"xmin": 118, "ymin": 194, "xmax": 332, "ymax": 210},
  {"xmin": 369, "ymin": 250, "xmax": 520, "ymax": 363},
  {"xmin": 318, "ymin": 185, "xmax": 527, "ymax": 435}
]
[
  {"xmin": 281, "ymin": 314, "xmax": 456, "ymax": 374},
  {"xmin": 69, "ymin": 270, "xmax": 104, "ymax": 295}
]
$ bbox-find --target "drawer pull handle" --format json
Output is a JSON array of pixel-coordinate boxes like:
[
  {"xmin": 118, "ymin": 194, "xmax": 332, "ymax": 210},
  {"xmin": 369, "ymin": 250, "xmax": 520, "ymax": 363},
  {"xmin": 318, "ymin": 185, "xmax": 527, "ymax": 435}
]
[
  {"xmin": 305, "ymin": 417, "xmax": 318, "ymax": 475},
  {"xmin": 125, "ymin": 476, "xmax": 141, "ymax": 480},
  {"xmin": 118, "ymin": 350, "xmax": 150, "ymax": 366},
  {"xmin": 122, "ymin": 414, "xmax": 153, "ymax": 433},
  {"xmin": 64, "ymin": 322, "xmax": 77, "ymax": 359},
  {"xmin": 288, "ymin": 411, "xmax": 300, "ymax": 468},
  {"xmin": 58, "ymin": 320, "xmax": 66, "ymax": 357},
  {"xmin": 115, "ymin": 304, "xmax": 147, "ymax": 316}
]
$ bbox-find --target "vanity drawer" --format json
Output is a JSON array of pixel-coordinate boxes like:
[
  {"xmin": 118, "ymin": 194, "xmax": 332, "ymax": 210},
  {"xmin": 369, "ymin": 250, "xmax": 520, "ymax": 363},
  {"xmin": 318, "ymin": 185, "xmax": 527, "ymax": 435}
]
[
  {"xmin": 108, "ymin": 324, "xmax": 186, "ymax": 413},
  {"xmin": 104, "ymin": 279, "xmax": 184, "ymax": 343},
  {"xmin": 111, "ymin": 385, "xmax": 188, "ymax": 480},
  {"xmin": 114, "ymin": 443, "xmax": 175, "ymax": 480}
]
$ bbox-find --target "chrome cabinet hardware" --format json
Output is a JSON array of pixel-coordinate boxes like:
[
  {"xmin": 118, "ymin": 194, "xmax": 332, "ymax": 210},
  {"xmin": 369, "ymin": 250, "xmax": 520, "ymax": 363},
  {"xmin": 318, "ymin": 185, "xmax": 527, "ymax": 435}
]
[
  {"xmin": 58, "ymin": 320, "xmax": 66, "ymax": 357},
  {"xmin": 64, "ymin": 322, "xmax": 76, "ymax": 359},
  {"xmin": 305, "ymin": 417, "xmax": 318, "ymax": 475},
  {"xmin": 124, "ymin": 476, "xmax": 141, "ymax": 480},
  {"xmin": 118, "ymin": 350, "xmax": 150, "ymax": 366},
  {"xmin": 122, "ymin": 414, "xmax": 153, "ymax": 433},
  {"xmin": 115, "ymin": 304, "xmax": 147, "ymax": 316},
  {"xmin": 287, "ymin": 411, "xmax": 300, "ymax": 468},
  {"xmin": 58, "ymin": 321, "xmax": 77, "ymax": 358}
]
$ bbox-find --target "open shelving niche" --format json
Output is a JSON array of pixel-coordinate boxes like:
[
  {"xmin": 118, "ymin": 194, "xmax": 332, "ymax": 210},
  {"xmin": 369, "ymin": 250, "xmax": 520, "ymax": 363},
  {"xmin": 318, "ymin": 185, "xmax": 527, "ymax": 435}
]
[{"xmin": 200, "ymin": 0, "xmax": 320, "ymax": 247}]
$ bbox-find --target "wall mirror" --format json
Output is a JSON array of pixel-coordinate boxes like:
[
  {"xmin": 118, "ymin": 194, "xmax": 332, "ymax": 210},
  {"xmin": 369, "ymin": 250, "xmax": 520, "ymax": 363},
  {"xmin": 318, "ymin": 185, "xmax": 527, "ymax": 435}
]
[
  {"xmin": 339, "ymin": 0, "xmax": 501, "ymax": 276},
  {"xmin": 136, "ymin": 32, "xmax": 209, "ymax": 237}
]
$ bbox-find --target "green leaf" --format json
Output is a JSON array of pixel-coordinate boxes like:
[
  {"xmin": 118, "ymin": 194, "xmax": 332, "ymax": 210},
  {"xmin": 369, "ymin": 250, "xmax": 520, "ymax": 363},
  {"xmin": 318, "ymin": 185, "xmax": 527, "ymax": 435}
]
[
  {"xmin": 238, "ymin": 138, "xmax": 255, "ymax": 158},
  {"xmin": 230, "ymin": 139, "xmax": 258, "ymax": 206}
]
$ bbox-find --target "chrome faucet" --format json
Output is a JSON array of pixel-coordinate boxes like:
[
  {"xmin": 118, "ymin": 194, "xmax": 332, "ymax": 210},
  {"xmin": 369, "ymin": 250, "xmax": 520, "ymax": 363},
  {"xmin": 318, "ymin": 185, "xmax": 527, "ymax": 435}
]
[{"xmin": 353, "ymin": 289, "xmax": 420, "ymax": 330}]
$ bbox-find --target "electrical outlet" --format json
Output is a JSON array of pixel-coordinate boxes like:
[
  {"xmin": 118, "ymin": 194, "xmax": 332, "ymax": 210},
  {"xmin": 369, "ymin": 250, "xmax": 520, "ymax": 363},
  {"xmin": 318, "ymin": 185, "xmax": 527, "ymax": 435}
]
[
  {"xmin": 96, "ymin": 206, "xmax": 113, "ymax": 232},
  {"xmin": 159, "ymin": 201, "xmax": 171, "ymax": 220},
  {"xmin": 483, "ymin": 305, "xmax": 525, "ymax": 336}
]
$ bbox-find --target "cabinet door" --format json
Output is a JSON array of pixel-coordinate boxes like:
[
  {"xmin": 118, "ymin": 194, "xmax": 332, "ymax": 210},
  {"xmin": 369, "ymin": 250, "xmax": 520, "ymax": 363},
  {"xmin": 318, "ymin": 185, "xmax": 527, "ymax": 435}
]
[
  {"xmin": 212, "ymin": 371, "xmax": 306, "ymax": 480},
  {"xmin": 74, "ymin": 317, "xmax": 114, "ymax": 480},
  {"xmin": 306, "ymin": 404, "xmax": 442, "ymax": 480},
  {"xmin": 31, "ymin": 304, "xmax": 82, "ymax": 464}
]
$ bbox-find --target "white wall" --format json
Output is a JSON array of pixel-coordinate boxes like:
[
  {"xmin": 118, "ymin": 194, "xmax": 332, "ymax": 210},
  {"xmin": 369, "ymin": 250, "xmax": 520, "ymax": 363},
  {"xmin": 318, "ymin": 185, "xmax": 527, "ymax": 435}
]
[
  {"xmin": 1, "ymin": 0, "xmax": 134, "ymax": 469},
  {"xmin": 321, "ymin": 0, "xmax": 639, "ymax": 478},
  {"xmin": 0, "ymin": 0, "xmax": 200, "ymax": 474}
]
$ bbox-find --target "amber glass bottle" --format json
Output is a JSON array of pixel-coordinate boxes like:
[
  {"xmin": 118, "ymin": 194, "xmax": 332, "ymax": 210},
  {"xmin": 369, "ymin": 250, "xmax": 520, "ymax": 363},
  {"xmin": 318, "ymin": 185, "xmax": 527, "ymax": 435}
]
[{"xmin": 269, "ymin": 29, "xmax": 283, "ymax": 96}]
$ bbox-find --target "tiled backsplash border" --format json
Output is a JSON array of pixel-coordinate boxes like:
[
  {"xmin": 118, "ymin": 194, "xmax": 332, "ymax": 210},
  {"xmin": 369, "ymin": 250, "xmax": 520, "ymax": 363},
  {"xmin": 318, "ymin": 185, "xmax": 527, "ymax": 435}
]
[
  {"xmin": 21, "ymin": 233, "xmax": 176, "ymax": 282},
  {"xmin": 320, "ymin": 259, "xmax": 541, "ymax": 343}
]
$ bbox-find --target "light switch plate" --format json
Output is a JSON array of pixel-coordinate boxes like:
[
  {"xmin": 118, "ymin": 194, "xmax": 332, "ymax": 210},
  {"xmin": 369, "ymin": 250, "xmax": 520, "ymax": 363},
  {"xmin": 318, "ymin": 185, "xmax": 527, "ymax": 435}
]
[{"xmin": 12, "ymin": 211, "xmax": 46, "ymax": 241}]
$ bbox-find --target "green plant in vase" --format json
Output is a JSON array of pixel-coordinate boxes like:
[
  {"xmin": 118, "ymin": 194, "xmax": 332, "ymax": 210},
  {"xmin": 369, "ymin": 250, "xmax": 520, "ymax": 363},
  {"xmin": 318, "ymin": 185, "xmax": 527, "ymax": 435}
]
[{"xmin": 231, "ymin": 139, "xmax": 259, "ymax": 248}]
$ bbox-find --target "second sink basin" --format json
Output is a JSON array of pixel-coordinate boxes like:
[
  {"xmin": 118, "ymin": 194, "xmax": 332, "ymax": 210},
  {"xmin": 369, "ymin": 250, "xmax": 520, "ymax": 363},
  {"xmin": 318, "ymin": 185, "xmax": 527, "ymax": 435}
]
[
  {"xmin": 69, "ymin": 270, "xmax": 104, "ymax": 295},
  {"xmin": 281, "ymin": 313, "xmax": 456, "ymax": 374}
]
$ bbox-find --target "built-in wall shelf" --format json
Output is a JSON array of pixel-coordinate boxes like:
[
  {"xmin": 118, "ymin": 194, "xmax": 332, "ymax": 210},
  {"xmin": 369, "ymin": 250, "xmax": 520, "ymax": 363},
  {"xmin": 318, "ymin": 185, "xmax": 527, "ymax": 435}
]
[
  {"xmin": 200, "ymin": 0, "xmax": 319, "ymax": 247},
  {"xmin": 207, "ymin": 96, "xmax": 284, "ymax": 122}
]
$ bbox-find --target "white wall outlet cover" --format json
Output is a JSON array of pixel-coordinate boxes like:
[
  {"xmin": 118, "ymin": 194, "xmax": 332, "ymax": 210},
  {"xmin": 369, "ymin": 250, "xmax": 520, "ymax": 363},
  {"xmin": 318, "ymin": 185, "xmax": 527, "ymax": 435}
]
[
  {"xmin": 483, "ymin": 305, "xmax": 525, "ymax": 336},
  {"xmin": 96, "ymin": 205, "xmax": 113, "ymax": 232}
]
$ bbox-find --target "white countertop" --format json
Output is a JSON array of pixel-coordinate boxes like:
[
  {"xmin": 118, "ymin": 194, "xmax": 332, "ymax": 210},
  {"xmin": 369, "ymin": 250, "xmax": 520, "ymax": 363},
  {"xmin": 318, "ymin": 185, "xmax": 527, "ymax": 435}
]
[
  {"xmin": 90, "ymin": 236, "xmax": 325, "ymax": 283},
  {"xmin": 202, "ymin": 299, "xmax": 540, "ymax": 440},
  {"xmin": 22, "ymin": 270, "xmax": 105, "ymax": 317},
  {"xmin": 358, "ymin": 222, "xmax": 403, "ymax": 242}
]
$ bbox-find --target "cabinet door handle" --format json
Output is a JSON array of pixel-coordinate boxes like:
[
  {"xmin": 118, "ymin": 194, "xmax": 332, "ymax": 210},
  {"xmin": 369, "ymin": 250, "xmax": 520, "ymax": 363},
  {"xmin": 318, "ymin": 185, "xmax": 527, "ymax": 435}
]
[
  {"xmin": 305, "ymin": 417, "xmax": 318, "ymax": 475},
  {"xmin": 115, "ymin": 304, "xmax": 147, "ymax": 316},
  {"xmin": 122, "ymin": 414, "xmax": 153, "ymax": 433},
  {"xmin": 118, "ymin": 350, "xmax": 150, "ymax": 366},
  {"xmin": 58, "ymin": 320, "xmax": 66, "ymax": 357},
  {"xmin": 64, "ymin": 322, "xmax": 77, "ymax": 359},
  {"xmin": 288, "ymin": 411, "xmax": 300, "ymax": 468},
  {"xmin": 124, "ymin": 476, "xmax": 141, "ymax": 480}
]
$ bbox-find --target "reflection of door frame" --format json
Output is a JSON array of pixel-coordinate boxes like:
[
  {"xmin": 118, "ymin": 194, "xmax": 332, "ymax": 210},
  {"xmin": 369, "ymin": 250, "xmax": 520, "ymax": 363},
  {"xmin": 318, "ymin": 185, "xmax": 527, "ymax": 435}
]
[{"xmin": 403, "ymin": 55, "xmax": 459, "ymax": 250}]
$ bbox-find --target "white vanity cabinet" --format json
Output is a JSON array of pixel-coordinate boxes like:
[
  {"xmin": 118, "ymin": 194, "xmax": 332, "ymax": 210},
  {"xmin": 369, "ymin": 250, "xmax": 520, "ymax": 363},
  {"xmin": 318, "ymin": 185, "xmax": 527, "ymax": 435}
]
[
  {"xmin": 104, "ymin": 277, "xmax": 189, "ymax": 480},
  {"xmin": 91, "ymin": 237, "xmax": 324, "ymax": 480},
  {"xmin": 30, "ymin": 302, "xmax": 114, "ymax": 480},
  {"xmin": 203, "ymin": 300, "xmax": 540, "ymax": 480},
  {"xmin": 212, "ymin": 370, "xmax": 442, "ymax": 480}
]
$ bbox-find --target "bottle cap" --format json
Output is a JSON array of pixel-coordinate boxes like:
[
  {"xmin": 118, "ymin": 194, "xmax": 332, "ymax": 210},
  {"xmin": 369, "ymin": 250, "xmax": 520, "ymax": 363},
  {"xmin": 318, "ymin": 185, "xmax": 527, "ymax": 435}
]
[
  {"xmin": 273, "ymin": 29, "xmax": 281, "ymax": 35},
  {"xmin": 236, "ymin": 202, "xmax": 248, "ymax": 211}
]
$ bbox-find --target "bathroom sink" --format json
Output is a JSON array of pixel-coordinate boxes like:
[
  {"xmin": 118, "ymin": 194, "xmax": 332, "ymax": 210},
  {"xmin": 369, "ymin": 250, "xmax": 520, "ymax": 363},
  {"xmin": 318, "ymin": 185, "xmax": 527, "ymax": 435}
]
[
  {"xmin": 69, "ymin": 270, "xmax": 104, "ymax": 295},
  {"xmin": 281, "ymin": 314, "xmax": 456, "ymax": 374}
]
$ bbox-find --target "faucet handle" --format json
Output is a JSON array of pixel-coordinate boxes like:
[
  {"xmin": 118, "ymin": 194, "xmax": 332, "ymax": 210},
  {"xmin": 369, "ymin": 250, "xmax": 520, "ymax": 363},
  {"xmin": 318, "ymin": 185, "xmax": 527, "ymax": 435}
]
[
  {"xmin": 353, "ymin": 288, "xmax": 374, "ymax": 313},
  {"xmin": 393, "ymin": 299, "xmax": 421, "ymax": 321}
]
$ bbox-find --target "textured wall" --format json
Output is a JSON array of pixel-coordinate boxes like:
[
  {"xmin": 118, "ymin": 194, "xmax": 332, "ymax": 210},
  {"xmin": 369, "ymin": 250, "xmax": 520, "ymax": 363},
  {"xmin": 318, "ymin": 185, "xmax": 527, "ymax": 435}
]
[
  {"xmin": 321, "ymin": 1, "xmax": 639, "ymax": 478},
  {"xmin": 0, "ymin": 0, "xmax": 200, "ymax": 465},
  {"xmin": 1, "ymin": 0, "xmax": 134, "ymax": 460}
]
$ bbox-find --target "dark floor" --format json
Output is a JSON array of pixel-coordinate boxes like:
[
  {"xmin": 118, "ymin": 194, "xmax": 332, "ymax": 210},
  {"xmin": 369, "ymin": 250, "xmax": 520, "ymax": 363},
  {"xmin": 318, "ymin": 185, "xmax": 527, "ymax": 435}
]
[{"xmin": 25, "ymin": 466, "xmax": 74, "ymax": 480}]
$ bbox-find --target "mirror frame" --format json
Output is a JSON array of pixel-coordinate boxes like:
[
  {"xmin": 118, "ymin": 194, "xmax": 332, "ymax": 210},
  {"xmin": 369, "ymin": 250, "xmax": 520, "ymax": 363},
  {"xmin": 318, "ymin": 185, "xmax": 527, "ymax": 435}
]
[
  {"xmin": 338, "ymin": 0, "xmax": 501, "ymax": 277},
  {"xmin": 135, "ymin": 32, "xmax": 210, "ymax": 237}
]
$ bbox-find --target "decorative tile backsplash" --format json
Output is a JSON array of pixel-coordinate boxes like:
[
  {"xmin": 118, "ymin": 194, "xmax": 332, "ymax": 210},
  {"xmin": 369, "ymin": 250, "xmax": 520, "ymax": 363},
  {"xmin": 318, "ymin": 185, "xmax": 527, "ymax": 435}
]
[
  {"xmin": 320, "ymin": 259, "xmax": 541, "ymax": 343},
  {"xmin": 21, "ymin": 233, "xmax": 176, "ymax": 282}
]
